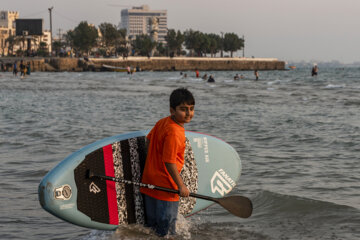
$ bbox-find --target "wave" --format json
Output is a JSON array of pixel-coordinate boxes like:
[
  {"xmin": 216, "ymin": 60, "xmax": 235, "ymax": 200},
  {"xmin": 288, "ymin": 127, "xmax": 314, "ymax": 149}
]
[
  {"xmin": 252, "ymin": 190, "xmax": 358, "ymax": 215},
  {"xmin": 324, "ymin": 84, "xmax": 346, "ymax": 89}
]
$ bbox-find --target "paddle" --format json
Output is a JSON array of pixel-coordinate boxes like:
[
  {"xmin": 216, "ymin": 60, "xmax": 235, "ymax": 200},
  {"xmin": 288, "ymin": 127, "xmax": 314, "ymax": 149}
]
[{"xmin": 87, "ymin": 170, "xmax": 253, "ymax": 218}]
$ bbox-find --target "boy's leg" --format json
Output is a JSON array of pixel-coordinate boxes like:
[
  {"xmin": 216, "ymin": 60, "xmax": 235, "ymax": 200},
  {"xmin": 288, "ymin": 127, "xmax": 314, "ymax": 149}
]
[
  {"xmin": 143, "ymin": 194, "xmax": 157, "ymax": 230},
  {"xmin": 143, "ymin": 195, "xmax": 179, "ymax": 237},
  {"xmin": 155, "ymin": 199, "xmax": 179, "ymax": 236}
]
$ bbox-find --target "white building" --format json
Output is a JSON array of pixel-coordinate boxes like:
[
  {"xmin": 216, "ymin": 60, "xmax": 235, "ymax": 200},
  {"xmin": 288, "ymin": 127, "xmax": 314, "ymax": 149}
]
[
  {"xmin": 0, "ymin": 11, "xmax": 19, "ymax": 55},
  {"xmin": 39, "ymin": 30, "xmax": 51, "ymax": 53},
  {"xmin": 0, "ymin": 10, "xmax": 52, "ymax": 55},
  {"xmin": 119, "ymin": 5, "xmax": 167, "ymax": 43}
]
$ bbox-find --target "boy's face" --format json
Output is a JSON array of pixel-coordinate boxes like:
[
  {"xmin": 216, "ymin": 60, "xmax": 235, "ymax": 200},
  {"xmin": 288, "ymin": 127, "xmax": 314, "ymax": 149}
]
[{"xmin": 170, "ymin": 103, "xmax": 195, "ymax": 126}]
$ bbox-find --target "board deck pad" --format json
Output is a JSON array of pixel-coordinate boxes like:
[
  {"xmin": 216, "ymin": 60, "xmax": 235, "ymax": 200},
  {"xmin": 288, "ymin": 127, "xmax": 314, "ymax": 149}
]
[{"xmin": 74, "ymin": 136, "xmax": 198, "ymax": 225}]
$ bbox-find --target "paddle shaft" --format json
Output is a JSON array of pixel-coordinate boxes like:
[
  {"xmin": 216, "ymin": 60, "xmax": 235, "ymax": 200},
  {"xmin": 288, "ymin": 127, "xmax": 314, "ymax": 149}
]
[
  {"xmin": 89, "ymin": 172, "xmax": 216, "ymax": 202},
  {"xmin": 89, "ymin": 171, "xmax": 253, "ymax": 218}
]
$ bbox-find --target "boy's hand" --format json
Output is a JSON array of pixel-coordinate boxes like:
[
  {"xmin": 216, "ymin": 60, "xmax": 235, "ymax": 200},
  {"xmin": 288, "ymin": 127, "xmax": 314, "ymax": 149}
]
[
  {"xmin": 165, "ymin": 162, "xmax": 190, "ymax": 198},
  {"xmin": 179, "ymin": 184, "xmax": 190, "ymax": 197}
]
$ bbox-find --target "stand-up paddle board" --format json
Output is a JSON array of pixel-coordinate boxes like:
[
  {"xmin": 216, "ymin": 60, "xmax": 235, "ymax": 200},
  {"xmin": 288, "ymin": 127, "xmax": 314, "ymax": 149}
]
[{"xmin": 38, "ymin": 130, "xmax": 243, "ymax": 230}]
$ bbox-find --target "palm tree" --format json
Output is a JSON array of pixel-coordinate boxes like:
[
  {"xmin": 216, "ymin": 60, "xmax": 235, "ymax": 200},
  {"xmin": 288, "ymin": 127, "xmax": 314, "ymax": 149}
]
[{"xmin": 5, "ymin": 35, "xmax": 18, "ymax": 56}]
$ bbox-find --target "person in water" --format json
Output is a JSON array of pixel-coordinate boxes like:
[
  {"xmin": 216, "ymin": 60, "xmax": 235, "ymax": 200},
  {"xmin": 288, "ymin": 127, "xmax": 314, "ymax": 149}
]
[
  {"xmin": 311, "ymin": 65, "xmax": 318, "ymax": 76},
  {"xmin": 20, "ymin": 60, "xmax": 26, "ymax": 78},
  {"xmin": 254, "ymin": 70, "xmax": 259, "ymax": 81},
  {"xmin": 140, "ymin": 88, "xmax": 194, "ymax": 237},
  {"xmin": 208, "ymin": 75, "xmax": 215, "ymax": 83},
  {"xmin": 13, "ymin": 61, "xmax": 18, "ymax": 76}
]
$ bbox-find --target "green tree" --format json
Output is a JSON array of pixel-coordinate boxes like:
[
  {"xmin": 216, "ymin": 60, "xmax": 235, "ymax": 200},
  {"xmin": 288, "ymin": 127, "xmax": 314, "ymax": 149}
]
[
  {"xmin": 165, "ymin": 29, "xmax": 184, "ymax": 57},
  {"xmin": 98, "ymin": 22, "xmax": 121, "ymax": 56},
  {"xmin": 196, "ymin": 33, "xmax": 210, "ymax": 57},
  {"xmin": 63, "ymin": 30, "xmax": 74, "ymax": 50},
  {"xmin": 115, "ymin": 28, "xmax": 128, "ymax": 56},
  {"xmin": 156, "ymin": 42, "xmax": 168, "ymax": 56},
  {"xmin": 206, "ymin": 33, "xmax": 221, "ymax": 57},
  {"xmin": 131, "ymin": 34, "xmax": 156, "ymax": 57},
  {"xmin": 184, "ymin": 30, "xmax": 210, "ymax": 57},
  {"xmin": 68, "ymin": 21, "xmax": 98, "ymax": 55},
  {"xmin": 52, "ymin": 40, "xmax": 64, "ymax": 56},
  {"xmin": 5, "ymin": 35, "xmax": 18, "ymax": 56},
  {"xmin": 37, "ymin": 41, "xmax": 48, "ymax": 57},
  {"xmin": 184, "ymin": 29, "xmax": 199, "ymax": 56},
  {"xmin": 223, "ymin": 33, "xmax": 244, "ymax": 57}
]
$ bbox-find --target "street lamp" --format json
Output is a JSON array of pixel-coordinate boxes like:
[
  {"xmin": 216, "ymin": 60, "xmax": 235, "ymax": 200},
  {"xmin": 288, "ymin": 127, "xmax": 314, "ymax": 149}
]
[
  {"xmin": 220, "ymin": 31, "xmax": 224, "ymax": 58},
  {"xmin": 242, "ymin": 35, "xmax": 245, "ymax": 58},
  {"xmin": 48, "ymin": 7, "xmax": 53, "ymax": 56}
]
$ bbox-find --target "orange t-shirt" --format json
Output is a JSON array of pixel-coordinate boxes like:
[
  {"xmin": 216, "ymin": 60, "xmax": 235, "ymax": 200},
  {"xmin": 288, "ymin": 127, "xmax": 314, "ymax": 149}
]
[{"xmin": 140, "ymin": 116, "xmax": 186, "ymax": 201}]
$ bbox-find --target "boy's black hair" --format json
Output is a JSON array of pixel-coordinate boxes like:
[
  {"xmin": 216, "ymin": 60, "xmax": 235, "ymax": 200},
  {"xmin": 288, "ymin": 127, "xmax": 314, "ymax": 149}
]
[{"xmin": 170, "ymin": 88, "xmax": 195, "ymax": 109}]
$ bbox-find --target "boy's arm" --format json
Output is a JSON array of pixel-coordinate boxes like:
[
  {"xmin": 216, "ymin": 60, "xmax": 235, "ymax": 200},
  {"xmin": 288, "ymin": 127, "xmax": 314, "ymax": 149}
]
[{"xmin": 165, "ymin": 163, "xmax": 190, "ymax": 197}]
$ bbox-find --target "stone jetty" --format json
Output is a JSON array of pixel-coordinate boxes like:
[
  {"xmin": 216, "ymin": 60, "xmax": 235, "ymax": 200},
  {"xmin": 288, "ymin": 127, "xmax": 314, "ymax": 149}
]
[{"xmin": 0, "ymin": 57, "xmax": 285, "ymax": 72}]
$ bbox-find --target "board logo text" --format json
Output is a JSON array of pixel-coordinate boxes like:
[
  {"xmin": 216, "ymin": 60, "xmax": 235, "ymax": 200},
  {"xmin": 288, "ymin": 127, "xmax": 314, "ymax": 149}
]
[
  {"xmin": 193, "ymin": 137, "xmax": 210, "ymax": 163},
  {"xmin": 211, "ymin": 169, "xmax": 236, "ymax": 196}
]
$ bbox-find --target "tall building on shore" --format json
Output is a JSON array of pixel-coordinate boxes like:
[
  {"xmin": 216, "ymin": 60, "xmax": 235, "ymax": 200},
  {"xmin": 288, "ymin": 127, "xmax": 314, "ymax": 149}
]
[
  {"xmin": 119, "ymin": 5, "xmax": 167, "ymax": 43},
  {"xmin": 0, "ymin": 11, "xmax": 19, "ymax": 55},
  {"xmin": 0, "ymin": 10, "xmax": 52, "ymax": 56}
]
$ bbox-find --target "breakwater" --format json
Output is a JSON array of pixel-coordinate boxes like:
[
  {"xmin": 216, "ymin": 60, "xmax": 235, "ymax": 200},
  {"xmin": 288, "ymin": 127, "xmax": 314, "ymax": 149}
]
[{"xmin": 0, "ymin": 57, "xmax": 285, "ymax": 72}]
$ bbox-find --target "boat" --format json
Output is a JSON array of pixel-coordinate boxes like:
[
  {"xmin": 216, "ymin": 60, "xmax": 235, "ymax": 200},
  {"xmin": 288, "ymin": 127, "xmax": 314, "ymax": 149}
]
[{"xmin": 101, "ymin": 64, "xmax": 132, "ymax": 72}]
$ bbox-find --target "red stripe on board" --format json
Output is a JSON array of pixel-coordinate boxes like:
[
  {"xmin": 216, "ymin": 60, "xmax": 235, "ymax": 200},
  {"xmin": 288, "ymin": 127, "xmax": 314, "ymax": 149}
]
[{"xmin": 103, "ymin": 144, "xmax": 119, "ymax": 225}]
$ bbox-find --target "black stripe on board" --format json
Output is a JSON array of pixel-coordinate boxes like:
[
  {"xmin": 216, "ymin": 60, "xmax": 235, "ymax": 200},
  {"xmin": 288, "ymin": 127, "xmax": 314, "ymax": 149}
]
[
  {"xmin": 74, "ymin": 148, "xmax": 110, "ymax": 224},
  {"xmin": 136, "ymin": 136, "xmax": 147, "ymax": 176},
  {"xmin": 120, "ymin": 139, "xmax": 136, "ymax": 224}
]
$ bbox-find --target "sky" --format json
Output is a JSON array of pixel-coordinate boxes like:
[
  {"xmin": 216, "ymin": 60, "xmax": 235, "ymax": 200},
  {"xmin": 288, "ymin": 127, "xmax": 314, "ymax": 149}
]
[{"xmin": 2, "ymin": 0, "xmax": 360, "ymax": 63}]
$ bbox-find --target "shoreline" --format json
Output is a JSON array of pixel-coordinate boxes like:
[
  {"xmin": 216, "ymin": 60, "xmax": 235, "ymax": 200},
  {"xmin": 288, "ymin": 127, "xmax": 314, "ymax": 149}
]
[{"xmin": 0, "ymin": 56, "xmax": 285, "ymax": 72}]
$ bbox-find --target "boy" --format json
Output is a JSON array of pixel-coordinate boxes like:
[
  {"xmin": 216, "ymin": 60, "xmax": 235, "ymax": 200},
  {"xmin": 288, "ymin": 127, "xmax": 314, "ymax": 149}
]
[{"xmin": 140, "ymin": 88, "xmax": 195, "ymax": 237}]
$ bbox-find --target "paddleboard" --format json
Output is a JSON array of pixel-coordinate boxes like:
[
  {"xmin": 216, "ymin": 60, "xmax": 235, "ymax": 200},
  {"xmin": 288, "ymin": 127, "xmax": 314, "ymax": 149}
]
[{"xmin": 38, "ymin": 130, "xmax": 241, "ymax": 230}]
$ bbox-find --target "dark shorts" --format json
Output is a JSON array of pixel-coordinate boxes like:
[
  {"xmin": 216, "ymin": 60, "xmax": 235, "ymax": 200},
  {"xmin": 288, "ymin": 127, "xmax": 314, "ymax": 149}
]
[{"xmin": 143, "ymin": 194, "xmax": 179, "ymax": 237}]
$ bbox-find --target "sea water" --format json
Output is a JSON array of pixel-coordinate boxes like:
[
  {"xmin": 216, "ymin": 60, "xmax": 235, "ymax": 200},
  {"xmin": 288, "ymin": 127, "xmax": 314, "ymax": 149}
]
[{"xmin": 0, "ymin": 68, "xmax": 359, "ymax": 239}]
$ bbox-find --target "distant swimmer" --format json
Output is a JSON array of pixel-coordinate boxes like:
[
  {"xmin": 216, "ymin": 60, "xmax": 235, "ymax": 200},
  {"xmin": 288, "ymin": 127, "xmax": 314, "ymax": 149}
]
[
  {"xmin": 311, "ymin": 64, "xmax": 318, "ymax": 76},
  {"xmin": 195, "ymin": 69, "xmax": 199, "ymax": 78},
  {"xmin": 254, "ymin": 70, "xmax": 259, "ymax": 80},
  {"xmin": 234, "ymin": 74, "xmax": 240, "ymax": 80},
  {"xmin": 207, "ymin": 75, "xmax": 215, "ymax": 83},
  {"xmin": 202, "ymin": 74, "xmax": 208, "ymax": 80}
]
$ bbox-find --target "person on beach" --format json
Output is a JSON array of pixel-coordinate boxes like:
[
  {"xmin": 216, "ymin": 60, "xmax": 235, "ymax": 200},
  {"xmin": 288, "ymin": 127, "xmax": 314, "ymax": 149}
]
[
  {"xmin": 140, "ymin": 88, "xmax": 194, "ymax": 237},
  {"xmin": 254, "ymin": 70, "xmax": 259, "ymax": 81}
]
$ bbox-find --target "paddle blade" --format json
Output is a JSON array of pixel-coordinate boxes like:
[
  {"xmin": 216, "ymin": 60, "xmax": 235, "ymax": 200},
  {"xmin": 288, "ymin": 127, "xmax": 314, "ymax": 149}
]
[{"xmin": 217, "ymin": 195, "xmax": 253, "ymax": 218}]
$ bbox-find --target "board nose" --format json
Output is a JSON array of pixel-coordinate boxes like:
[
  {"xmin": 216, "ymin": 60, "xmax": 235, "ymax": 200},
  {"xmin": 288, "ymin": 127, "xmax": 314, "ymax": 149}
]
[{"xmin": 38, "ymin": 183, "xmax": 46, "ymax": 208}]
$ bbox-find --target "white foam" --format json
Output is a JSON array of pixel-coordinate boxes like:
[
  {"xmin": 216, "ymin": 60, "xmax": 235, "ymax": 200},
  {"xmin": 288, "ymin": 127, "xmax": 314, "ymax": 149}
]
[
  {"xmin": 174, "ymin": 214, "xmax": 191, "ymax": 239},
  {"xmin": 324, "ymin": 84, "xmax": 346, "ymax": 89}
]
